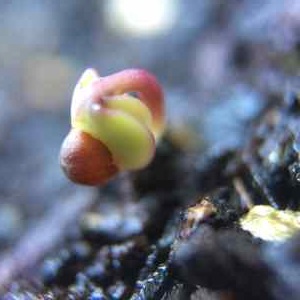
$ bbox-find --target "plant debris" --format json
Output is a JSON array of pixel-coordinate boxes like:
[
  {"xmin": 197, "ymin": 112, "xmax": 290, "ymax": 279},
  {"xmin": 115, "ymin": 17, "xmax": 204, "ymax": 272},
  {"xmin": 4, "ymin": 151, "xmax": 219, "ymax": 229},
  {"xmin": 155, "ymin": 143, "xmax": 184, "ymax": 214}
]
[{"xmin": 240, "ymin": 205, "xmax": 300, "ymax": 242}]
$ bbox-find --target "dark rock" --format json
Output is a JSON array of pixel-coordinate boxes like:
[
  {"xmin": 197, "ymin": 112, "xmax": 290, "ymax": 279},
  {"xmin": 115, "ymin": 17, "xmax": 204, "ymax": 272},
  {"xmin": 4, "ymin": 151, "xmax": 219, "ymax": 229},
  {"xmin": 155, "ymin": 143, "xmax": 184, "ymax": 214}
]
[
  {"xmin": 170, "ymin": 225, "xmax": 273, "ymax": 299},
  {"xmin": 264, "ymin": 233, "xmax": 300, "ymax": 300}
]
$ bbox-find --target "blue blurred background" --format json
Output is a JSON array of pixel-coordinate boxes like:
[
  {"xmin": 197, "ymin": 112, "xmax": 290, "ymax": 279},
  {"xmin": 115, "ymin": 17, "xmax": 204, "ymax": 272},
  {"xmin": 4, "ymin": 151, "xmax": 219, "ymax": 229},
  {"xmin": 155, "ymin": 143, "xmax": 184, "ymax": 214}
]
[{"xmin": 0, "ymin": 0, "xmax": 299, "ymax": 253}]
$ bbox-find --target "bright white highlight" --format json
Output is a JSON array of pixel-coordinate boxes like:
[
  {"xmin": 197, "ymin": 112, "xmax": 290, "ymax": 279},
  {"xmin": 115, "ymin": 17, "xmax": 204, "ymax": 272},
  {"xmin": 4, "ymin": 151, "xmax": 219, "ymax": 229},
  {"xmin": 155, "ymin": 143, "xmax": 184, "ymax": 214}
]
[{"xmin": 106, "ymin": 0, "xmax": 178, "ymax": 36}]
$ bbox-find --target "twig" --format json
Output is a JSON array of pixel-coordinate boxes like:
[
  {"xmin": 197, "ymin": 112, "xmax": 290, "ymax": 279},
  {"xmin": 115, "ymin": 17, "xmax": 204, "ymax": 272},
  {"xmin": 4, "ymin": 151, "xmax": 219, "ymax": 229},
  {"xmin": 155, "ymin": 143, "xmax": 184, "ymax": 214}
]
[
  {"xmin": 233, "ymin": 177, "xmax": 254, "ymax": 210},
  {"xmin": 0, "ymin": 188, "xmax": 96, "ymax": 292},
  {"xmin": 243, "ymin": 154, "xmax": 279, "ymax": 209}
]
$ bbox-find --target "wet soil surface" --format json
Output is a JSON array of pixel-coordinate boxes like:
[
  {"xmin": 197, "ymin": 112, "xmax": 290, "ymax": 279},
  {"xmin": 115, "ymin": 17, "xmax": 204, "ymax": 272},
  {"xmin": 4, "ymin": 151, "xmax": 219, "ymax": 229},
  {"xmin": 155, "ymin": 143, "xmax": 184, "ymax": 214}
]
[{"xmin": 2, "ymin": 89, "xmax": 300, "ymax": 300}]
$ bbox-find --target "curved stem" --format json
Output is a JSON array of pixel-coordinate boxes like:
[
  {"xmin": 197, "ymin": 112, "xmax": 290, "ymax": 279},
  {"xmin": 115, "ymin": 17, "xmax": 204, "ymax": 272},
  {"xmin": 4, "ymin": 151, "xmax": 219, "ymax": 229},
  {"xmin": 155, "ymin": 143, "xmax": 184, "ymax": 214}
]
[{"xmin": 92, "ymin": 69, "xmax": 165, "ymax": 139}]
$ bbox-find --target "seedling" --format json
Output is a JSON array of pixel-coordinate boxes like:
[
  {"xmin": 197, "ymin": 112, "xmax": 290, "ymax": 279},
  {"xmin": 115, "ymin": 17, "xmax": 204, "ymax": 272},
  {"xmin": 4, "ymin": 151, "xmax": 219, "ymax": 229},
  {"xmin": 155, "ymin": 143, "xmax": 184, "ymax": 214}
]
[{"xmin": 60, "ymin": 68, "xmax": 165, "ymax": 185}]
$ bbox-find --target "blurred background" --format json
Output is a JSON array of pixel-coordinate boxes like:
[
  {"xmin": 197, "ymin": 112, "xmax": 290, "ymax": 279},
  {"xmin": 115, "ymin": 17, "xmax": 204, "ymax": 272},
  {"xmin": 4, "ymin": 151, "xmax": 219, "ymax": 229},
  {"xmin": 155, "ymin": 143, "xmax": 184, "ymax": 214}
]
[{"xmin": 0, "ymin": 0, "xmax": 299, "ymax": 255}]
